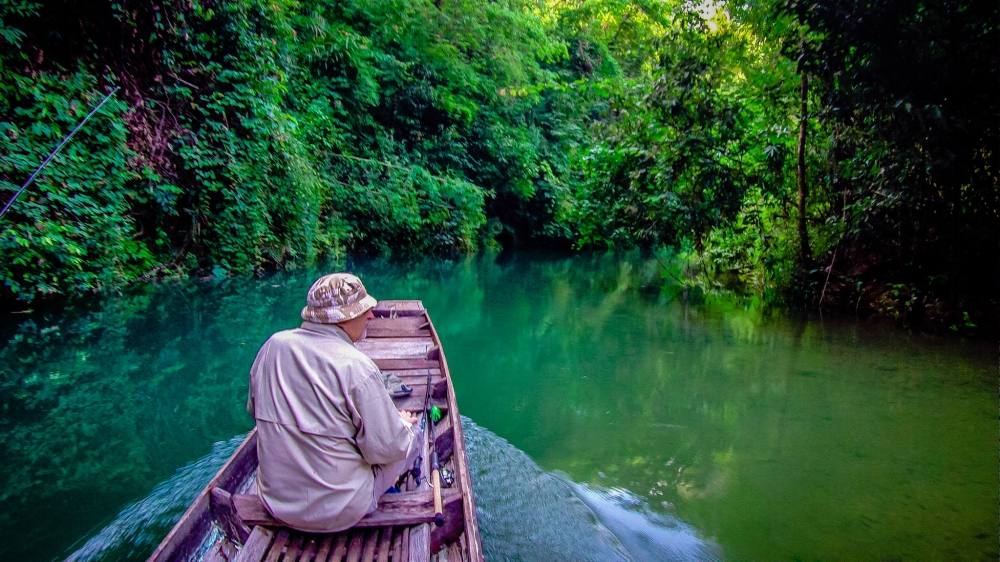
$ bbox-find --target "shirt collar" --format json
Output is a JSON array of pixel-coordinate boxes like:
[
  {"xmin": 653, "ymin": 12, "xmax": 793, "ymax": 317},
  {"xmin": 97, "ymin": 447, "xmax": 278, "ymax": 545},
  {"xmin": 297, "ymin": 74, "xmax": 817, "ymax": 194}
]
[{"xmin": 299, "ymin": 321, "xmax": 354, "ymax": 345}]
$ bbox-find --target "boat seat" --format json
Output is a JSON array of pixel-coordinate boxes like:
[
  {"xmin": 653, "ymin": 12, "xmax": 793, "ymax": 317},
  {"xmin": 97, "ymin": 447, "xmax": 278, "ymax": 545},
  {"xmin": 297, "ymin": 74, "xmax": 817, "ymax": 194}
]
[
  {"xmin": 219, "ymin": 488, "xmax": 463, "ymax": 562},
  {"xmin": 219, "ymin": 487, "xmax": 461, "ymax": 529}
]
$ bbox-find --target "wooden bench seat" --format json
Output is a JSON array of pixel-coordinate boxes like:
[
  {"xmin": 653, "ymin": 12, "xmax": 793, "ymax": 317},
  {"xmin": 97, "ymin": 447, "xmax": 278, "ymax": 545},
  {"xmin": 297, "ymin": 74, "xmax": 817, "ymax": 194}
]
[
  {"xmin": 224, "ymin": 489, "xmax": 463, "ymax": 562},
  {"xmin": 230, "ymin": 488, "xmax": 461, "ymax": 528}
]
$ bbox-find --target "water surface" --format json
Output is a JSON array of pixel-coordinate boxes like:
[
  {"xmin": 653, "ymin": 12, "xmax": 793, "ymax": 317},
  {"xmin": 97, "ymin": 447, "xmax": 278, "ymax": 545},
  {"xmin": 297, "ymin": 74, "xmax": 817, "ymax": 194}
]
[{"xmin": 0, "ymin": 252, "xmax": 995, "ymax": 560}]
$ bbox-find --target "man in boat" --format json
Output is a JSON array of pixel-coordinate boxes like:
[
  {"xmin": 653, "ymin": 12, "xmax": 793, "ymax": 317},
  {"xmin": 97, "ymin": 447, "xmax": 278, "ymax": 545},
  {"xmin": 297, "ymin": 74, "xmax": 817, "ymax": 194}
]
[{"xmin": 247, "ymin": 273, "xmax": 421, "ymax": 532}]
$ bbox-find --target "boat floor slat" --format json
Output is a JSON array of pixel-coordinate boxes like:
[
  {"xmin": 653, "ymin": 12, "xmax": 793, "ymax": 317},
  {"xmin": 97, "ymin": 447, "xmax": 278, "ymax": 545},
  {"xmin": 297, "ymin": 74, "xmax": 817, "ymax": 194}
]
[
  {"xmin": 376, "ymin": 527, "xmax": 393, "ymax": 562},
  {"xmin": 235, "ymin": 527, "xmax": 275, "ymax": 562},
  {"xmin": 300, "ymin": 536, "xmax": 320, "ymax": 561},
  {"xmin": 313, "ymin": 535, "xmax": 335, "ymax": 562},
  {"xmin": 330, "ymin": 534, "xmax": 349, "ymax": 562},
  {"xmin": 262, "ymin": 529, "xmax": 289, "ymax": 562},
  {"xmin": 344, "ymin": 529, "xmax": 365, "ymax": 562},
  {"xmin": 360, "ymin": 528, "xmax": 379, "ymax": 562}
]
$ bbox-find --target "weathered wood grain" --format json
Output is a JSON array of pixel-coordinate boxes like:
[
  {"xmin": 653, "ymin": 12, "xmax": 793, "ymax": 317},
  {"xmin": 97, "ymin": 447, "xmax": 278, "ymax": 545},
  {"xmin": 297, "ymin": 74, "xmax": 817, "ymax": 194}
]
[
  {"xmin": 373, "ymin": 301, "xmax": 425, "ymax": 317},
  {"xmin": 314, "ymin": 535, "xmax": 335, "ymax": 562},
  {"xmin": 233, "ymin": 490, "xmax": 460, "ymax": 530},
  {"xmin": 434, "ymin": 416, "xmax": 454, "ymax": 464},
  {"xmin": 331, "ymin": 534, "xmax": 349, "ymax": 562},
  {"xmin": 408, "ymin": 524, "xmax": 431, "ymax": 562},
  {"xmin": 209, "ymin": 487, "xmax": 250, "ymax": 543},
  {"xmin": 301, "ymin": 536, "xmax": 319, "ymax": 561},
  {"xmin": 345, "ymin": 530, "xmax": 364, "ymax": 562},
  {"xmin": 356, "ymin": 338, "xmax": 435, "ymax": 359},
  {"xmin": 360, "ymin": 529, "xmax": 379, "ymax": 562},
  {"xmin": 147, "ymin": 430, "xmax": 258, "ymax": 562},
  {"xmin": 373, "ymin": 358, "xmax": 440, "ymax": 370},
  {"xmin": 424, "ymin": 313, "xmax": 484, "ymax": 562},
  {"xmin": 262, "ymin": 529, "xmax": 289, "ymax": 562},
  {"xmin": 233, "ymin": 527, "xmax": 274, "ymax": 562},
  {"xmin": 376, "ymin": 527, "xmax": 392, "ymax": 562}
]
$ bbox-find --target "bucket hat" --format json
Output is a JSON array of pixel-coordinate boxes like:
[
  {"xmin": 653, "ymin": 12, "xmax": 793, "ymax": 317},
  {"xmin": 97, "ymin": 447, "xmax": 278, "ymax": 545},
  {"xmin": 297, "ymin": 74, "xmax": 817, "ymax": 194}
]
[{"xmin": 301, "ymin": 273, "xmax": 377, "ymax": 324}]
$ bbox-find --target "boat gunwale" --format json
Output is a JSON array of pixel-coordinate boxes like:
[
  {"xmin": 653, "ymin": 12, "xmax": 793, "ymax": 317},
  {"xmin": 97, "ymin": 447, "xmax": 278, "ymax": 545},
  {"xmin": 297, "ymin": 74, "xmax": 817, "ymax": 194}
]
[
  {"xmin": 146, "ymin": 427, "xmax": 258, "ymax": 561},
  {"xmin": 424, "ymin": 310, "xmax": 484, "ymax": 562},
  {"xmin": 146, "ymin": 300, "xmax": 481, "ymax": 561}
]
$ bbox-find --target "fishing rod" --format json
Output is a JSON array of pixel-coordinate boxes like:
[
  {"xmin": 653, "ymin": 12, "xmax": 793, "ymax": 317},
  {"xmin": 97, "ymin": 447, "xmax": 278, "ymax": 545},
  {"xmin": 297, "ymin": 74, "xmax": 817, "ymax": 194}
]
[
  {"xmin": 427, "ymin": 365, "xmax": 445, "ymax": 527},
  {"xmin": 0, "ymin": 86, "xmax": 120, "ymax": 221},
  {"xmin": 411, "ymin": 358, "xmax": 445, "ymax": 526}
]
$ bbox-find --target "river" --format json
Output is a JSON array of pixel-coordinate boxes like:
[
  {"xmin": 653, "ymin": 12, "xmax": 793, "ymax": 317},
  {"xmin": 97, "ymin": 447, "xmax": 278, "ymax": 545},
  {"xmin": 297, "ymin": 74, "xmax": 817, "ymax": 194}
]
[{"xmin": 0, "ymin": 252, "xmax": 995, "ymax": 561}]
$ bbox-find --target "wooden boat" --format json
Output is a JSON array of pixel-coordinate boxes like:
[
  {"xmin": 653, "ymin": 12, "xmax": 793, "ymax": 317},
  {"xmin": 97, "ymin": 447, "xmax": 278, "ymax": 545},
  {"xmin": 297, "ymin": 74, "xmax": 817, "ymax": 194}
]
[{"xmin": 148, "ymin": 300, "xmax": 483, "ymax": 562}]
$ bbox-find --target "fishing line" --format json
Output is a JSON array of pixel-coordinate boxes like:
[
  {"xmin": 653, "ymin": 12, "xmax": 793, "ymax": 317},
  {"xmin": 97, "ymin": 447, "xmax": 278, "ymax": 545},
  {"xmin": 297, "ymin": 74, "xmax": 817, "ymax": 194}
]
[{"xmin": 0, "ymin": 86, "xmax": 121, "ymax": 221}]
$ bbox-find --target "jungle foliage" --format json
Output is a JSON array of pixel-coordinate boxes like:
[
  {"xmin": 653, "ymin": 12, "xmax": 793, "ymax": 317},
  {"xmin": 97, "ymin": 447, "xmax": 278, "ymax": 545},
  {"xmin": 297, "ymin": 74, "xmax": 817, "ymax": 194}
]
[{"xmin": 1, "ymin": 0, "xmax": 996, "ymax": 331}]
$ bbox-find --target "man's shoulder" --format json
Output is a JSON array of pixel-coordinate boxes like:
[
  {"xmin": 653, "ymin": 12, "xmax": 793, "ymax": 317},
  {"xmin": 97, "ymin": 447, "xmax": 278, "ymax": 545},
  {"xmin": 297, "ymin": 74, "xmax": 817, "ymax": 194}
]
[{"xmin": 268, "ymin": 328, "xmax": 377, "ymax": 370}]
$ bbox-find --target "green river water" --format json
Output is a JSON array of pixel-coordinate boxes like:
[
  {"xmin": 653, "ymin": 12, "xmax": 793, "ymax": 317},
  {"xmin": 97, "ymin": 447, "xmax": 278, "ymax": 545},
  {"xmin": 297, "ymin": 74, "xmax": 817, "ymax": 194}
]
[{"xmin": 0, "ymin": 252, "xmax": 995, "ymax": 561}]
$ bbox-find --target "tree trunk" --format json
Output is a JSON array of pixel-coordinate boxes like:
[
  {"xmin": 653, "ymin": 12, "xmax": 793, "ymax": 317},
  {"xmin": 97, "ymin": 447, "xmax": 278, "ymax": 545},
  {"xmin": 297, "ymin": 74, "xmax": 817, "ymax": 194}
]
[{"xmin": 796, "ymin": 66, "xmax": 811, "ymax": 267}]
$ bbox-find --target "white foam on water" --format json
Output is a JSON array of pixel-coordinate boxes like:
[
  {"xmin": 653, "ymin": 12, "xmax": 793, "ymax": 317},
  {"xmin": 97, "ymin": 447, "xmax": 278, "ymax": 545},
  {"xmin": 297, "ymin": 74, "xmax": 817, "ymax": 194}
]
[
  {"xmin": 67, "ymin": 420, "xmax": 717, "ymax": 562},
  {"xmin": 463, "ymin": 418, "xmax": 720, "ymax": 561},
  {"xmin": 64, "ymin": 434, "xmax": 245, "ymax": 561}
]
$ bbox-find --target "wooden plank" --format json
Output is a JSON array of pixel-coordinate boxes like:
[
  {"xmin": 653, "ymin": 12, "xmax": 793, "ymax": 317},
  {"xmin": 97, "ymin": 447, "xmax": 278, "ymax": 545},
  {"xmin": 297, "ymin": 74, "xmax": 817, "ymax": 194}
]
[
  {"xmin": 263, "ymin": 529, "xmax": 289, "ymax": 562},
  {"xmin": 374, "ymin": 358, "xmax": 439, "ymax": 371},
  {"xmin": 148, "ymin": 430, "xmax": 259, "ymax": 562},
  {"xmin": 210, "ymin": 487, "xmax": 251, "ymax": 543},
  {"xmin": 424, "ymin": 313, "xmax": 484, "ymax": 562},
  {"xmin": 433, "ymin": 416, "xmax": 454, "ymax": 464},
  {"xmin": 314, "ymin": 535, "xmax": 335, "ymax": 562},
  {"xmin": 365, "ymin": 318, "xmax": 431, "ymax": 338},
  {"xmin": 365, "ymin": 328, "xmax": 431, "ymax": 338},
  {"xmin": 366, "ymin": 317, "xmax": 430, "ymax": 330},
  {"xmin": 400, "ymin": 528, "xmax": 409, "ymax": 562},
  {"xmin": 408, "ymin": 525, "xmax": 431, "ymax": 562},
  {"xmin": 330, "ymin": 534, "xmax": 349, "ymax": 562},
  {"xmin": 382, "ymin": 369, "xmax": 441, "ymax": 378},
  {"xmin": 221, "ymin": 540, "xmax": 238, "ymax": 561},
  {"xmin": 392, "ymin": 395, "xmax": 447, "ymax": 412},
  {"xmin": 234, "ymin": 527, "xmax": 274, "ymax": 562},
  {"xmin": 373, "ymin": 301, "xmax": 425, "ymax": 317},
  {"xmin": 376, "ymin": 527, "xmax": 392, "ymax": 562},
  {"xmin": 362, "ymin": 489, "xmax": 462, "ymax": 527},
  {"xmin": 234, "ymin": 490, "xmax": 459, "ymax": 528},
  {"xmin": 430, "ymin": 490, "xmax": 465, "ymax": 552},
  {"xmin": 391, "ymin": 378, "xmax": 447, "ymax": 400},
  {"xmin": 285, "ymin": 534, "xmax": 305, "ymax": 560},
  {"xmin": 356, "ymin": 338, "xmax": 435, "ymax": 359},
  {"xmin": 345, "ymin": 530, "xmax": 365, "ymax": 562},
  {"xmin": 360, "ymin": 529, "xmax": 379, "ymax": 562},
  {"xmin": 204, "ymin": 541, "xmax": 227, "ymax": 562},
  {"xmin": 301, "ymin": 536, "xmax": 319, "ymax": 562}
]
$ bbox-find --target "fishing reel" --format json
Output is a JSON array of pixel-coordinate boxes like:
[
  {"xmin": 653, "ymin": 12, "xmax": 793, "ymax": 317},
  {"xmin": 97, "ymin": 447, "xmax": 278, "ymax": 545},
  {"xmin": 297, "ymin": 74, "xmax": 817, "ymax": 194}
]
[{"xmin": 439, "ymin": 467, "xmax": 455, "ymax": 488}]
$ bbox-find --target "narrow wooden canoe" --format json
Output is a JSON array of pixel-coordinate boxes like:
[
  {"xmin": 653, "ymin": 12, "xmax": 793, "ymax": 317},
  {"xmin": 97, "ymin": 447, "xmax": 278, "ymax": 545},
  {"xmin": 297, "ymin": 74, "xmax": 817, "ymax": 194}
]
[{"xmin": 148, "ymin": 300, "xmax": 483, "ymax": 562}]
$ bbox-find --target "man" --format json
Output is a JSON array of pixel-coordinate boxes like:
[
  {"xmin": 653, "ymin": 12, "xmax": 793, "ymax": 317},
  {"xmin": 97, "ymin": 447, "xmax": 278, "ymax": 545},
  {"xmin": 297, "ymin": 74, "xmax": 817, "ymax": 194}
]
[{"xmin": 247, "ymin": 273, "xmax": 421, "ymax": 532}]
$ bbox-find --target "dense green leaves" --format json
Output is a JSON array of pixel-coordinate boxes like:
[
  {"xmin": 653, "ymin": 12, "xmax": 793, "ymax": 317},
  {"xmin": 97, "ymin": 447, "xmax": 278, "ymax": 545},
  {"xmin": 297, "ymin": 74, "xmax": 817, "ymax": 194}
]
[{"xmin": 0, "ymin": 0, "xmax": 995, "ymax": 330}]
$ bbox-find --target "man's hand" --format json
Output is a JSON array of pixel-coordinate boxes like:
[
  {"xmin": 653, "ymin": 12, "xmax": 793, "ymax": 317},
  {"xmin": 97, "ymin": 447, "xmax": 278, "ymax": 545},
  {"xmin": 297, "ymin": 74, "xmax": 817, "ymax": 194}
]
[{"xmin": 398, "ymin": 409, "xmax": 419, "ymax": 425}]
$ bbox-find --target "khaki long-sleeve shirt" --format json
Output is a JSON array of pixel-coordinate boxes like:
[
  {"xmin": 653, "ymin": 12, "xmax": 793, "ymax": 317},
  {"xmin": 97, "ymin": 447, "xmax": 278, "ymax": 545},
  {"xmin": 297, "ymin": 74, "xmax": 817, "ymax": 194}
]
[{"xmin": 247, "ymin": 321, "xmax": 415, "ymax": 532}]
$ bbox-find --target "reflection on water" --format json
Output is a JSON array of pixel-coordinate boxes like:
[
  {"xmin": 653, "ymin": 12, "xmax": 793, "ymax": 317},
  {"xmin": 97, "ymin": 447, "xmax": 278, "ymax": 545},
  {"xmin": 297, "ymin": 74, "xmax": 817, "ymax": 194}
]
[{"xmin": 0, "ymin": 251, "xmax": 995, "ymax": 561}]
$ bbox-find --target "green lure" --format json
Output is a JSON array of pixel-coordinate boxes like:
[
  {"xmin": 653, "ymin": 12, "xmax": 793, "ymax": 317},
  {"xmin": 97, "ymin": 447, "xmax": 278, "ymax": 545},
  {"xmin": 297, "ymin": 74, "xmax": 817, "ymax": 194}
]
[{"xmin": 429, "ymin": 405, "xmax": 443, "ymax": 423}]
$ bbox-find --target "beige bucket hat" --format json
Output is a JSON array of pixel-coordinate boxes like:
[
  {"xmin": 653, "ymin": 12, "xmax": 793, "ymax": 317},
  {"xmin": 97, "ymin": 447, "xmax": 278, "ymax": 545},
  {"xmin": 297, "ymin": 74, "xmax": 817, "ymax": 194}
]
[{"xmin": 301, "ymin": 273, "xmax": 378, "ymax": 324}]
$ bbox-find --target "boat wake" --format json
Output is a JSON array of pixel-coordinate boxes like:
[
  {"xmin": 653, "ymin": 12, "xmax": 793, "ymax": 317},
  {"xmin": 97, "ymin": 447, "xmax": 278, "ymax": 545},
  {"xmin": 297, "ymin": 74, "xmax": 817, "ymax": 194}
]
[
  {"xmin": 65, "ymin": 434, "xmax": 246, "ymax": 561},
  {"xmin": 68, "ymin": 422, "xmax": 717, "ymax": 562},
  {"xmin": 462, "ymin": 419, "xmax": 720, "ymax": 562}
]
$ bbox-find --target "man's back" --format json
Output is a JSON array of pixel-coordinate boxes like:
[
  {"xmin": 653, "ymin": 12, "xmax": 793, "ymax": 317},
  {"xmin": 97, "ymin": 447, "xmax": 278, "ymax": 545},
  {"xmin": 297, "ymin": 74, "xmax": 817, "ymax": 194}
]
[{"xmin": 247, "ymin": 320, "xmax": 413, "ymax": 532}]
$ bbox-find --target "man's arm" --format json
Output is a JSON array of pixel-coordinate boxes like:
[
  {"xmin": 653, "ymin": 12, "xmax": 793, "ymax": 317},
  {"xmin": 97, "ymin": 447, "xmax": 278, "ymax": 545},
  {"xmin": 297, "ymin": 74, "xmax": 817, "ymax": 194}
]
[
  {"xmin": 246, "ymin": 338, "xmax": 272, "ymax": 417},
  {"xmin": 351, "ymin": 367, "xmax": 416, "ymax": 465}
]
